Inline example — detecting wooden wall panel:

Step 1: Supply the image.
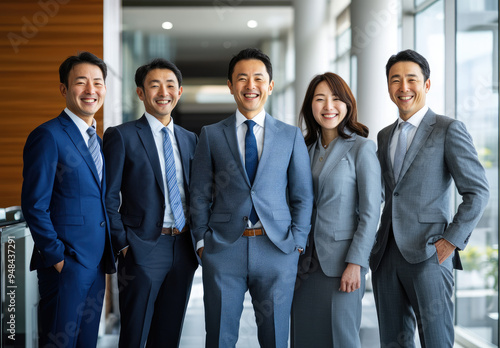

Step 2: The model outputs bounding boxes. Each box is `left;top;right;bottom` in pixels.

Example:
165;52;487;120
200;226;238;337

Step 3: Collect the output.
0;0;104;207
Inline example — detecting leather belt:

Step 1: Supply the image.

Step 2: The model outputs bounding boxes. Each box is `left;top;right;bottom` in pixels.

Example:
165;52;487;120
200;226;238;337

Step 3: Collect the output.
242;228;266;237
161;225;189;236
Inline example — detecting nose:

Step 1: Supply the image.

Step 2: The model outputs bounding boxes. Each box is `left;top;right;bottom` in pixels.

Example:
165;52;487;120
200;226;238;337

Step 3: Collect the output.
325;99;334;110
399;80;409;92
159;85;167;96
245;79;255;89
85;82;95;94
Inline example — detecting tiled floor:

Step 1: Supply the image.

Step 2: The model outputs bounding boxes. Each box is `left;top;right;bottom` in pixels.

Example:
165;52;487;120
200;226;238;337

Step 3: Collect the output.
97;268;383;348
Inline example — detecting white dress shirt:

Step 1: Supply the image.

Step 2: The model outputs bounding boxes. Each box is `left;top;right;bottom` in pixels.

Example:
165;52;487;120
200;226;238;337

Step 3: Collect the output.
390;105;428;166
145;112;187;228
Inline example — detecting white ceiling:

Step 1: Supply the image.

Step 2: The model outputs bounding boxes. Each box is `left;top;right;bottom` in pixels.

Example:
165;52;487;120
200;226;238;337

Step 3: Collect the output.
122;6;293;61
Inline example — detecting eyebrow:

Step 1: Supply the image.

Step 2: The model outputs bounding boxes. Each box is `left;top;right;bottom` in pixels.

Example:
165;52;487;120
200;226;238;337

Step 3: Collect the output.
236;72;265;77
148;79;176;84
75;76;103;81
390;73;419;80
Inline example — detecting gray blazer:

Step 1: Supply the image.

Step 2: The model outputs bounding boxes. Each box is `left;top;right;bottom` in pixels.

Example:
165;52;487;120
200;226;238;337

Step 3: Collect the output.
370;109;489;271
301;132;381;277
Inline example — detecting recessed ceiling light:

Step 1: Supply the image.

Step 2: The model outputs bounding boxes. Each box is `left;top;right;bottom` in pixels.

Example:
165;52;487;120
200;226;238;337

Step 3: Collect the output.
162;21;173;30
247;20;258;29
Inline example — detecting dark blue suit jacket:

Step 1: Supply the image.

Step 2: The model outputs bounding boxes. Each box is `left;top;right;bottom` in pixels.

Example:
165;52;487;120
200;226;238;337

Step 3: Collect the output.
103;115;198;264
21;111;115;274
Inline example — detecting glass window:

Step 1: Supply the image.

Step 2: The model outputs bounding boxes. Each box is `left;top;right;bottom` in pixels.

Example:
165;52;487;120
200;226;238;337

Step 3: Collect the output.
415;0;445;114
455;0;498;345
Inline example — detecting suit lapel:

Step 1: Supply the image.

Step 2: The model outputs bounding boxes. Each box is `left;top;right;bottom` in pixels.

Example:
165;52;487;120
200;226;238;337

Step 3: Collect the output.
223;114;250;186
398;110;435;182
317;133;356;196
174;125;190;188
254;114;277;183
59;112;102;187
381;120;398;187
136;115;165;196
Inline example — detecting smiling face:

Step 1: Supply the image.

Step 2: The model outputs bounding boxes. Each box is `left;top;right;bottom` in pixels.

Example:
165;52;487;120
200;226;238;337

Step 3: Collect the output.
227;59;274;119
312;81;347;138
60;63;106;124
136;68;183;125
388;61;430;120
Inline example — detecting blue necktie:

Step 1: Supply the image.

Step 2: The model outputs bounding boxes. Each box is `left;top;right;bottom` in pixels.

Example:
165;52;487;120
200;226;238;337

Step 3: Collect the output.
393;122;413;181
244;120;259;224
87;126;102;183
161;127;185;231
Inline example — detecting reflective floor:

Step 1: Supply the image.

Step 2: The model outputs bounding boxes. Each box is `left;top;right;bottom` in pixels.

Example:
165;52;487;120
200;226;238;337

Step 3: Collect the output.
97;268;466;348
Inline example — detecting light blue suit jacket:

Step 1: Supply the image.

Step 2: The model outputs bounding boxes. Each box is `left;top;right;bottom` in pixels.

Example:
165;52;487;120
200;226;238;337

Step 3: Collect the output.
190;113;313;254
370;109;489;270
302;132;381;277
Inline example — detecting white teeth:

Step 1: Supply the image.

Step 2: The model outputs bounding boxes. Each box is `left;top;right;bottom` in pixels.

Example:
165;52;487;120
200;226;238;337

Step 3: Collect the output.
82;98;95;102
157;100;171;104
399;96;412;100
244;94;258;98
323;114;337;119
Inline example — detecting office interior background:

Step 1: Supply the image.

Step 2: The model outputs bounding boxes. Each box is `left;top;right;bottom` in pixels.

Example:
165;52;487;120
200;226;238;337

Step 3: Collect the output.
0;0;498;347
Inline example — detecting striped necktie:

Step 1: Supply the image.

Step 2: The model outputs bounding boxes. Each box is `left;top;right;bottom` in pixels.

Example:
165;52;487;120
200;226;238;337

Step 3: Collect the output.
161;127;185;231
87;126;102;183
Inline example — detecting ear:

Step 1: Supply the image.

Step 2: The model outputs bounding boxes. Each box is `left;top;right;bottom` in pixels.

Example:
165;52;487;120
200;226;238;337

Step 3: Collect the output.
178;86;183;98
227;79;234;95
59;83;67;97
268;80;275;95
136;87;145;101
424;78;431;93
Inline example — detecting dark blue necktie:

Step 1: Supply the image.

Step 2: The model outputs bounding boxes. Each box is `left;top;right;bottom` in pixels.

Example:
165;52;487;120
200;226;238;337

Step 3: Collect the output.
244;120;258;224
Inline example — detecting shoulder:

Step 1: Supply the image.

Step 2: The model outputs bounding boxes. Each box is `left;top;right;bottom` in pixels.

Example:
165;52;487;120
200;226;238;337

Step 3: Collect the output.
350;135;377;156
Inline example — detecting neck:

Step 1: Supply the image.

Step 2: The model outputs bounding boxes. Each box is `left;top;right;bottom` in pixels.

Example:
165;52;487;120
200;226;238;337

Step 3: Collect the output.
155;114;172;127
321;128;338;147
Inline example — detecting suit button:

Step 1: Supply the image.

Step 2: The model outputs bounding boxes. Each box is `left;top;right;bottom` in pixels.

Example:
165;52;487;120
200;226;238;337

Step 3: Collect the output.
100;221;105;227
394;192;399;196
243;216;249;221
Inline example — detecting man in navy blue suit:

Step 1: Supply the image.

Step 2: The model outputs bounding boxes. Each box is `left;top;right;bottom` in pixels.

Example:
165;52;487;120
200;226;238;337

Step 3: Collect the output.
21;51;115;348
104;58;198;348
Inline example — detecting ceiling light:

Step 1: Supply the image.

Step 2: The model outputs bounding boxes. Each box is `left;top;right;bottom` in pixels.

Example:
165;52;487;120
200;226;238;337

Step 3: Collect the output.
247;20;258;29
162;21;173;30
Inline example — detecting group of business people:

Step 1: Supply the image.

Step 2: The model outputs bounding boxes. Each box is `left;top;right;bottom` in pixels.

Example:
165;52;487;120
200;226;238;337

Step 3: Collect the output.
21;46;488;348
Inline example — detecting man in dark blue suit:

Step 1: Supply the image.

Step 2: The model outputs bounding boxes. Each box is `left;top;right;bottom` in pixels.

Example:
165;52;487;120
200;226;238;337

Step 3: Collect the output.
21;51;115;348
104;58;198;348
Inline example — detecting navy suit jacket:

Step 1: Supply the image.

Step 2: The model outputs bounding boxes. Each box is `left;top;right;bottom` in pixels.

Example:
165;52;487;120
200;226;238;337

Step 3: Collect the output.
21;111;115;274
103;115;198;264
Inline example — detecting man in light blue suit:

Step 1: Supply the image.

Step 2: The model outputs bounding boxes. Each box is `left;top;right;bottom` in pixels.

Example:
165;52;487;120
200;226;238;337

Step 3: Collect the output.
190;48;313;348
21;51;115;348
370;49;489;347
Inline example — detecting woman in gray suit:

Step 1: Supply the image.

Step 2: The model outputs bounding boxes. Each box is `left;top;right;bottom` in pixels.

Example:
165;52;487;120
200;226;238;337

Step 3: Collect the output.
291;72;381;348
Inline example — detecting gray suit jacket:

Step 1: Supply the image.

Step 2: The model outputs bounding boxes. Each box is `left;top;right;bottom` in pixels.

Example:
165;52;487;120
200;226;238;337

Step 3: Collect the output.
190;113;313;254
370;109;489;271
301;132;381;277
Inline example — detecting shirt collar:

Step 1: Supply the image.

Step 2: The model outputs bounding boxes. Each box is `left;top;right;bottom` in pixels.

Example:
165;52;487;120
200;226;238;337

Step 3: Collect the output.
64;107;96;133
144;112;175;134
235;109;266;128
398;105;428;129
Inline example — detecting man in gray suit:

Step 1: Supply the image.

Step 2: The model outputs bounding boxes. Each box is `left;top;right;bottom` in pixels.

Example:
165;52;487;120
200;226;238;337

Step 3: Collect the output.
190;48;313;348
370;49;489;347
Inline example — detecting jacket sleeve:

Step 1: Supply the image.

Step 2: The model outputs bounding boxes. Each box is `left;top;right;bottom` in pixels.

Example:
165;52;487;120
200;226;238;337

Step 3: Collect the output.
103;126;128;254
345;140;382;269
21;126;65;267
286;127;314;249
442;120;489;250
